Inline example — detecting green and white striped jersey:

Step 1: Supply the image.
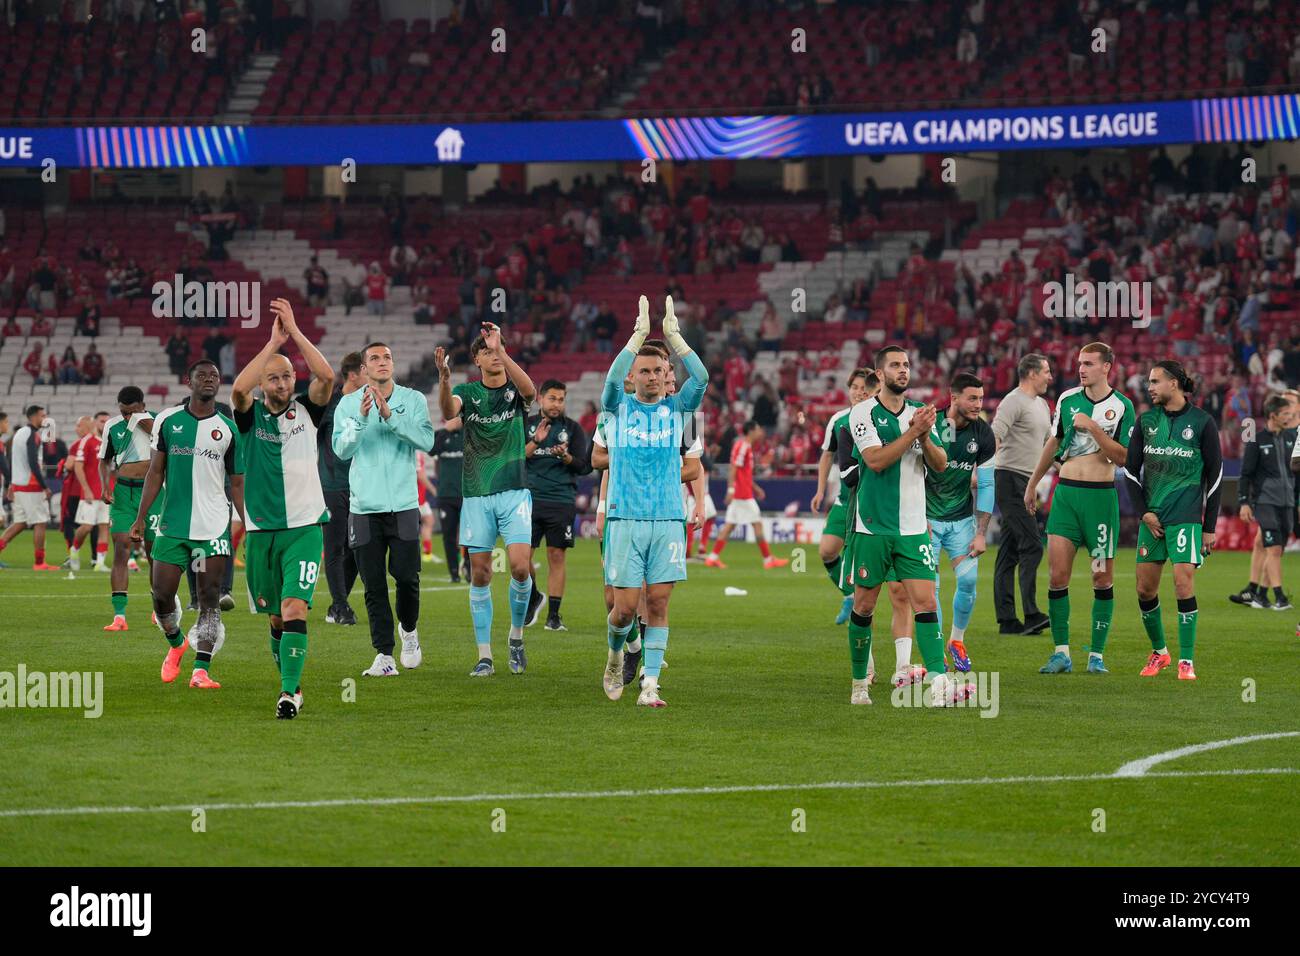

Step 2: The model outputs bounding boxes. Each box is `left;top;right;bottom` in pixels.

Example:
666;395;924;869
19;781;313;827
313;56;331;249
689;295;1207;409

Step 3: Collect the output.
822;405;853;507
151;403;242;539
849;396;945;535
1052;386;1135;463
234;395;329;531
99;410;155;469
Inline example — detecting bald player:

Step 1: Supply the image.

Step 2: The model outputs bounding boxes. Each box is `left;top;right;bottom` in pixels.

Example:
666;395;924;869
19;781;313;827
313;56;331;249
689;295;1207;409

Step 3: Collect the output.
231;298;335;718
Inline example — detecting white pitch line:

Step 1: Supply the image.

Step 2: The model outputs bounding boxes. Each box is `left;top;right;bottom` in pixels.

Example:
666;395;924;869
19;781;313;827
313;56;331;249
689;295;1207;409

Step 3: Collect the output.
1112;731;1300;777
0;767;1296;820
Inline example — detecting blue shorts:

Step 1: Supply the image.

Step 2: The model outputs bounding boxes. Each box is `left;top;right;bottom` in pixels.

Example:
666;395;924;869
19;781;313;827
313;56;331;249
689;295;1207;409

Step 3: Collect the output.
930;516;977;563
460;489;533;554
604;519;687;588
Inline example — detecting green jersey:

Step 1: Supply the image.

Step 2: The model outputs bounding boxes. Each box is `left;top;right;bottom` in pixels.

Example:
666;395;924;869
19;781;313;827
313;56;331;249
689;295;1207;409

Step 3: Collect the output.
526;414;591;504
848;396;945;535
431;427;465;501
925;417;995;521
1124;403;1223;530
1052;386;1136;463
234;395;329;531
454;379;529;498
100;410;155;470
823;406;854;507
150;402;242;539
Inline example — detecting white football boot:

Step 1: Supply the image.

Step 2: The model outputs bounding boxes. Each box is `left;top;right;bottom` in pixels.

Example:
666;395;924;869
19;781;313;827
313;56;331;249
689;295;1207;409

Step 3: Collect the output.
399;625;422;669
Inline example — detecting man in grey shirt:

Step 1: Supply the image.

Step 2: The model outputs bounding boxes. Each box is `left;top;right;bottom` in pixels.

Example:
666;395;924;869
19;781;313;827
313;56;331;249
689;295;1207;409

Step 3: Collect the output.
991;353;1055;634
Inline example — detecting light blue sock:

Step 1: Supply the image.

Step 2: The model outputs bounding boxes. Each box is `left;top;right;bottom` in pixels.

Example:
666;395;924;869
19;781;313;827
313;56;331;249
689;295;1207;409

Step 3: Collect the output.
934;572;943;635
508;576;531;628
469;584;493;651
607;615;634;652
953;563;978;632
643;625;669;678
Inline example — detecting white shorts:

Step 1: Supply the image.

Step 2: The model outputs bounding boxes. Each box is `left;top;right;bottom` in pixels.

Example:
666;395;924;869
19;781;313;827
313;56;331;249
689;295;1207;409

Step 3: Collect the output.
420;501;433;518
12;490;51;525
686;493;718;521
725;497;762;525
75;498;111;526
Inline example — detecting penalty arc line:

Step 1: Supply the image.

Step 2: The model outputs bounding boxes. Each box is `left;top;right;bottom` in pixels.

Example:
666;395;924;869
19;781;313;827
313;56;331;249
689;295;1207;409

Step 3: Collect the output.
1112;730;1300;777
0;766;1296;820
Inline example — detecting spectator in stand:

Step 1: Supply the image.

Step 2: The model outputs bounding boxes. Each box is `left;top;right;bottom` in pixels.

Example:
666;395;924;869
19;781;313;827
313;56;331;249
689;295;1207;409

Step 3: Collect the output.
0;245;13;305
389;242;417;286
759;299;784;351
24;342;45;382
579;401;599;437
30;312;53;337
823;293;846;324
75;296;101;338
411;277;435;326
956;26;977;63
81;344;104;385
104;261;124;302
750;378;779;431
592;301;618;354
2;315;20;338
165;329;190;382
568;297;596;353
365;262;388;316
57;347;81;385
779;232;801;262
304;255;330;308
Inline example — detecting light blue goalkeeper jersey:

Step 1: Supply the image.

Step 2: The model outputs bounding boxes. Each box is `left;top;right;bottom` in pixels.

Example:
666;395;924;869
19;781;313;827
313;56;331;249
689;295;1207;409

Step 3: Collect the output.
602;347;707;522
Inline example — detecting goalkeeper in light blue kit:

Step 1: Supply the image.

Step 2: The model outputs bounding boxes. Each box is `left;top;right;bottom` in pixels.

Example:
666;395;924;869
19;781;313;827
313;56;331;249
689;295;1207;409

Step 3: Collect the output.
925;373;996;673
600;295;707;708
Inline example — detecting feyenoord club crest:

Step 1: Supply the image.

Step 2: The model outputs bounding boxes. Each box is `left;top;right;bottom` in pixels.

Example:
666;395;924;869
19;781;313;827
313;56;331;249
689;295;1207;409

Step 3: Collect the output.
1182;427;1193;440
505;388;515;403
966;439;979;454
1139;546;1148;557
257;597;267;608
286;408;296;420
211;429;223;440
558;429;568;443
1104;409;1116;420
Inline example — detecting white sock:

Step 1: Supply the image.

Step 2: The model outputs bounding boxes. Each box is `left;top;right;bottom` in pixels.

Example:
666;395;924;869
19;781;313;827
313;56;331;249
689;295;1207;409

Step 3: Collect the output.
1089;651;1103;660
642;675;658;692
1179;658;1192;665
626;635;642;653
1055;645;1070;657
1154;646;1168;656
476;643;492;659
950;625;965;643
508;625;523;642
894;637;912;673
867;648;875;676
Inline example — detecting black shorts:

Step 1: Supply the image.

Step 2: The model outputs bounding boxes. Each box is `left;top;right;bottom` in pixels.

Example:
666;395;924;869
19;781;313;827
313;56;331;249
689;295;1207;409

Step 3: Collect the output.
532;500;577;549
1255;504;1295;548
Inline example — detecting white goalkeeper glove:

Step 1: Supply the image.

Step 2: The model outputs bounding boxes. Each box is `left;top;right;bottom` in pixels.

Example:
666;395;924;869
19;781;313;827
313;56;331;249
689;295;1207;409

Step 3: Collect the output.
662;295;690;356
626;294;650;353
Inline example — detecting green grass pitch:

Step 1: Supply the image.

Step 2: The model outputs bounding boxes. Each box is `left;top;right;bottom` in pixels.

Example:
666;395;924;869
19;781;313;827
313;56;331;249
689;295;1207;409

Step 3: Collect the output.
1;534;1296;866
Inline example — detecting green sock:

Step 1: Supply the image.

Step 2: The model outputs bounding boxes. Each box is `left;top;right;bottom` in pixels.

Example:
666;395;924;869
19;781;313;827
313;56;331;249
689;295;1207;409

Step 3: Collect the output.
913;611;945;675
279;621;307;695
848;611;872;680
1138;597;1166;651
1176;597;1197;661
111;591;127;616
1090;587;1114;654
164;629;184;649
1048;588;1070;648
270;627;283;675
824;557;842;588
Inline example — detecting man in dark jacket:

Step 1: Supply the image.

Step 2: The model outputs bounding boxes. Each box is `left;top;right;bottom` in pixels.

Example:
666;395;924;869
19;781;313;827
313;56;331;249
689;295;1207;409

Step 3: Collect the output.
1238;394;1297;610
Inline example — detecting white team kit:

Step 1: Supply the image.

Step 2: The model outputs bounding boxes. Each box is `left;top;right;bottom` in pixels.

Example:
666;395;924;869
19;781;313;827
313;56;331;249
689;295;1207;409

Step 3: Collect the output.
8;424;49;525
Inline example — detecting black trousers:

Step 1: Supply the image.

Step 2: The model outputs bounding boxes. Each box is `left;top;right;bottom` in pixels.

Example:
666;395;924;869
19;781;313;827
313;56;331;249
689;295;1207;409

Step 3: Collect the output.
351;509;421;655
437;498;462;571
323;489;358;607
993;469;1043;622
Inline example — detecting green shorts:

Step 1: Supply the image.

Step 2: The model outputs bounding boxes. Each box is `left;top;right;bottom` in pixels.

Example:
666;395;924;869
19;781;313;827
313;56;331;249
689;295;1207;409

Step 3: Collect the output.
842;531;937;589
1046;479;1119;559
151;529;233;570
1137;522;1203;566
245;525;324;614
109;478;163;541
824;501;848;540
